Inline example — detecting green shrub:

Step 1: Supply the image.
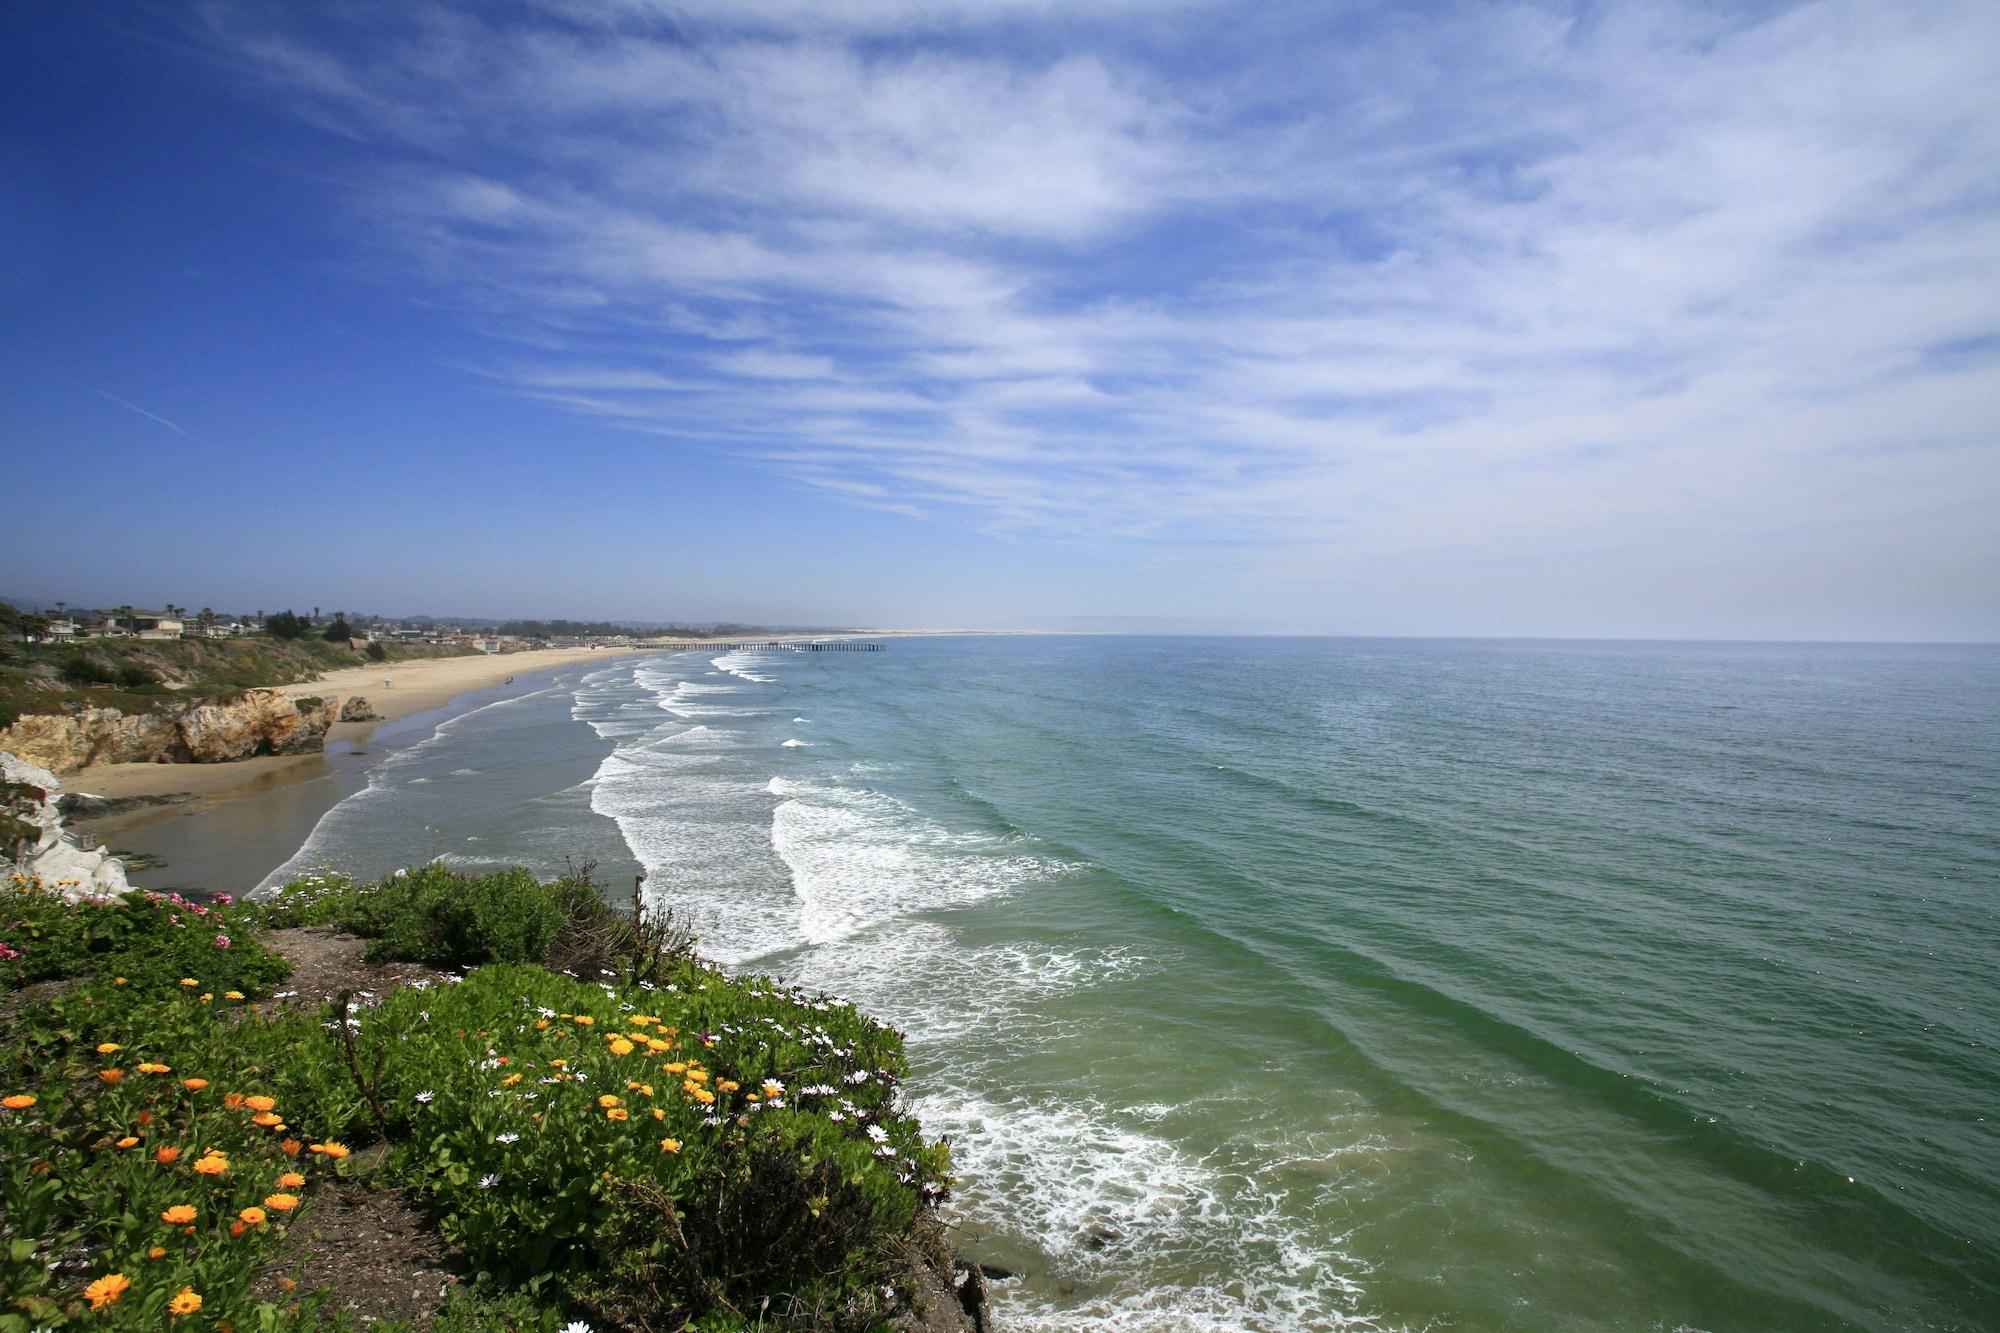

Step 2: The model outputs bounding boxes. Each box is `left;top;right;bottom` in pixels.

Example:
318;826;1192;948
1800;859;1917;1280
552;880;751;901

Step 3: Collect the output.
358;963;949;1330
266;866;565;968
264;863;688;979
0;879;290;996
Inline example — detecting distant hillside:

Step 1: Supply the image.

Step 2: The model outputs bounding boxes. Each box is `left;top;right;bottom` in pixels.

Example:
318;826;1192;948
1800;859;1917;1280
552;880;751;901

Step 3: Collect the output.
0;627;478;729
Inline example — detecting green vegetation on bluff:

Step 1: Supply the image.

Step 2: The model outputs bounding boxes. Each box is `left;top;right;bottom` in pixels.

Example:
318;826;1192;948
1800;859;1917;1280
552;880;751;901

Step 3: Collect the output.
0;865;955;1330
0;615;478;730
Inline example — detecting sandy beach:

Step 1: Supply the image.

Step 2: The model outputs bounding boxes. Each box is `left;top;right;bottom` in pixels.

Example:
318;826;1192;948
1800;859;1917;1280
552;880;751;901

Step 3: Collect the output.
56;646;647;892
68;646;645;804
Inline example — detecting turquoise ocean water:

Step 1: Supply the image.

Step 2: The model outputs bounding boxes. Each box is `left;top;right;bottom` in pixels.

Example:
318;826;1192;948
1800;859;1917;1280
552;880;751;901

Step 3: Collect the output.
258;636;2000;1331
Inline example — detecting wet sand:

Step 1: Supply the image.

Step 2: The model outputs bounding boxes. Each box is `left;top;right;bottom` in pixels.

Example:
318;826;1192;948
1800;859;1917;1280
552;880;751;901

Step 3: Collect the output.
60;646;647;894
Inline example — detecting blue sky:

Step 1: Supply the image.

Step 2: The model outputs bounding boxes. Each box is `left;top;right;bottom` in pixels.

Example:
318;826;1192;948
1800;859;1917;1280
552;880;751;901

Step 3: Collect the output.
3;1;1996;638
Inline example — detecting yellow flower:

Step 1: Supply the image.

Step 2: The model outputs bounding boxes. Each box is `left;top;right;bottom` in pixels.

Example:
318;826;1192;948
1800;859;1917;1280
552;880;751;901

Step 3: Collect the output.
606;1107;630;1122
662;1061;687;1074
609;1038;635;1056
264;1192;300;1211
572;1015;595;1026
116;1136;140;1149
717;1080;740;1093
659;1137;682;1153
238;1206;267;1225
652;1108;666;1121
96;1042;122;1054
179;978;198;987
597;1094;622;1109
535;1018;550;1029
198;993;213;1003
156;1146;182;1164
193;1155;229;1176
278;1171;306;1188
169;1287;203;1317
182;1078;209;1091
161;1204;197;1224
225;990;245;1000
252;1112;283;1128
310;1141;351;1159
502;1073;523;1087
2;1094;35;1110
114;976;127;986
244;1095;277;1112
138;1062;172;1075
84;1273;132;1311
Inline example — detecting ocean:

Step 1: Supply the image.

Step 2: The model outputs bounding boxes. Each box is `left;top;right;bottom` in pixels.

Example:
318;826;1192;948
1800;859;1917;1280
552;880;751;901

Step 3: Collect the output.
256;636;2000;1331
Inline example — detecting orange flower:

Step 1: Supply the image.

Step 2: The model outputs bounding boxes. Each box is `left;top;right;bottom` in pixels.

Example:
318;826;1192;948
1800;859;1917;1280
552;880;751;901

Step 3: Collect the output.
659;1137;682;1153
225;990;245;1000
573;1015;595;1026
183;1078;209;1092
136;1110;153;1126
156;1146;182;1164
148;1247;168;1260
309;1142;350;1160
252;1112;283;1128
84;1273;131;1311
263;1192;299;1212
193;1154;229;1176
278;1172;306;1188
597;1094;623;1109
281;1139;303;1157
116;1136;140;1149
113;976;127;986
609;1038;635;1056
99;1069;125;1084
244;1095;276;1112
606;1107;630;1122
222;1093;245;1109
96;1042;122;1054
652;1108;666;1121
238;1206;267;1225
138;1062;172;1075
2;1094;34;1109
161;1205;197;1225
502;1073;523;1087
169;1287;202;1317
228;1221;246;1238
179;978;198;987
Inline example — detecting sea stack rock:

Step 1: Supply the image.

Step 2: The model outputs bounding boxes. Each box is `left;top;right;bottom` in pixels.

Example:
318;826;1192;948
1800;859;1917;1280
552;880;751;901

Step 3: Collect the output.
338;695;380;722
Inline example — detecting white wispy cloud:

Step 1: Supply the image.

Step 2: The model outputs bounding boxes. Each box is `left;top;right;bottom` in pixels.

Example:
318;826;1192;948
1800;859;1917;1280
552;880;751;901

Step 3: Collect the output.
193;0;2000;629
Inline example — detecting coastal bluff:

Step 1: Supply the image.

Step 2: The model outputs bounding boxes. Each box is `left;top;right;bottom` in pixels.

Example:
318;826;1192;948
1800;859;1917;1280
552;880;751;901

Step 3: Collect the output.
0;688;338;773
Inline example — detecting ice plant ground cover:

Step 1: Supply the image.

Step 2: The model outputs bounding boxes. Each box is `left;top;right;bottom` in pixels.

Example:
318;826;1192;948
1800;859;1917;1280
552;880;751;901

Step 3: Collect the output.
0;870;956;1330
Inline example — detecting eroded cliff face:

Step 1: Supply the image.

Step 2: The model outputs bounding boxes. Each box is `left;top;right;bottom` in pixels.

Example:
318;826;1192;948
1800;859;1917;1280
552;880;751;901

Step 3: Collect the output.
1;750;130;900
0;690;338;773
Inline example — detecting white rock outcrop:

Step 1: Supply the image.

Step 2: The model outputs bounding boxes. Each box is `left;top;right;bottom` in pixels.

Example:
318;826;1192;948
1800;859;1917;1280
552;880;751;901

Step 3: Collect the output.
2;749;130;900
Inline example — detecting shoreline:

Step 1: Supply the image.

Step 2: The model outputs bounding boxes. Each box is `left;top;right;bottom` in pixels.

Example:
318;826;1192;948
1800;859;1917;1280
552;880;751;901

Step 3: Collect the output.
59;646;653;893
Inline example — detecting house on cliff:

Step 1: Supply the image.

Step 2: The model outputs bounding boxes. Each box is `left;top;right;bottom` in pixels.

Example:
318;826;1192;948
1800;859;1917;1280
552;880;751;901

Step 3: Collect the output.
99;611;184;639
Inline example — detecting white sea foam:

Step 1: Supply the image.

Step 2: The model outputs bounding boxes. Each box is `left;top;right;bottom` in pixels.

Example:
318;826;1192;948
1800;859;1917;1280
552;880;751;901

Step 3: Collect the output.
711;652;776;684
766;777;1062;943
782;738;811;748
915;1091;1378;1333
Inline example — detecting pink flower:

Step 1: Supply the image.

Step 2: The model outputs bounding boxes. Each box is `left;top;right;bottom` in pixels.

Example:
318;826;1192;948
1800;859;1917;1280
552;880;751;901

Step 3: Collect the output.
213;894;234;906
213;934;232;950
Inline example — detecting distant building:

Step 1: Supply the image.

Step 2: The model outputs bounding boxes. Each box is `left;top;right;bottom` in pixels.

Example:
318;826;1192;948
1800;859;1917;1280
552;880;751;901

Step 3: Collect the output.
100;611;184;640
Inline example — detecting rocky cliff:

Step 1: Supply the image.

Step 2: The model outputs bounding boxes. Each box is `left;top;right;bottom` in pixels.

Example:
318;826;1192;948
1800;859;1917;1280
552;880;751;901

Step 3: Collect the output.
2;750;131;900
0;689;337;773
